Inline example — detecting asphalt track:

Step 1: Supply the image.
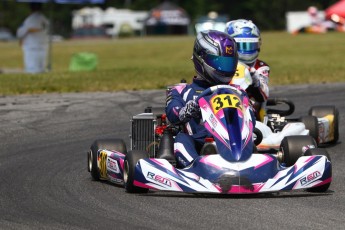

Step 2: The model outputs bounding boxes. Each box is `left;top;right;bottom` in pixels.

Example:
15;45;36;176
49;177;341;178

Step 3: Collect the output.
0;83;344;230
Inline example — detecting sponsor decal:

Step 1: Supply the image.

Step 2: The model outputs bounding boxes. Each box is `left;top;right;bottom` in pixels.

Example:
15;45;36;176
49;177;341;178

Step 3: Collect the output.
99;150;108;179
300;171;321;186
107;158;120;173
226;46;233;55
209;113;217;128
147;172;172;187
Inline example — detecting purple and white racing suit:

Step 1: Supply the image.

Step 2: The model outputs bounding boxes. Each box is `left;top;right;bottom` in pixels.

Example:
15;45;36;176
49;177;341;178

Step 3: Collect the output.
166;77;255;167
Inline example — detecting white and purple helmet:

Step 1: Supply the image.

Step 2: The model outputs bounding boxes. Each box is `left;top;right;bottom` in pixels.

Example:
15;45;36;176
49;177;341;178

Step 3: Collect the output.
192;30;238;85
225;19;261;65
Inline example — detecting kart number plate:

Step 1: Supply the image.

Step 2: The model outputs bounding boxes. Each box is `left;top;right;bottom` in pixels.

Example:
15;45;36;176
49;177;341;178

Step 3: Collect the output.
211;94;242;114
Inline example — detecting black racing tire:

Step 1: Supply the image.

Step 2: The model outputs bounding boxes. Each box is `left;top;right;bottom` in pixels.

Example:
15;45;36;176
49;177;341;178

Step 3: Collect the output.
304;148;332;192
253;127;263;146
88;139;127;181
309;105;339;144
124;150;149;193
300;115;319;143
280;135;317;167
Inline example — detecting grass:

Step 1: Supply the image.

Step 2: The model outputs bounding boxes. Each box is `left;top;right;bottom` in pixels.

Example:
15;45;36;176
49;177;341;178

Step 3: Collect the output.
0;32;344;95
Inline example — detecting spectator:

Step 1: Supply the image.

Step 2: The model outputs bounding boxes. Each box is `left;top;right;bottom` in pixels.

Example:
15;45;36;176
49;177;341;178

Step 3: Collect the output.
17;3;49;73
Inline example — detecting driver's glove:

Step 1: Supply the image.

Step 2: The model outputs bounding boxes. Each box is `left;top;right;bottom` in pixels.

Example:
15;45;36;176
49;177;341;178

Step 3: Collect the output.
179;100;201;123
250;67;260;87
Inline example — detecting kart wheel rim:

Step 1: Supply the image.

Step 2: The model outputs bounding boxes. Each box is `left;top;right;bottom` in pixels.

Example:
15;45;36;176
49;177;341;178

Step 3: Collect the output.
123;160;129;183
88;150;93;171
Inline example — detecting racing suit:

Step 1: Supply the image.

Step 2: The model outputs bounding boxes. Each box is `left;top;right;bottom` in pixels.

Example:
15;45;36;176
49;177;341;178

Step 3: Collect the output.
166;77;255;168
166;77;210;168
243;59;270;121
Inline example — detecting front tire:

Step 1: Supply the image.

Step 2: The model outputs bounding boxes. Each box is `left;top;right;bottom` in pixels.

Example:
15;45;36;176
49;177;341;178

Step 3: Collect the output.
88;139;127;181
124;150;149;193
280;135;317;167
304;148;331;192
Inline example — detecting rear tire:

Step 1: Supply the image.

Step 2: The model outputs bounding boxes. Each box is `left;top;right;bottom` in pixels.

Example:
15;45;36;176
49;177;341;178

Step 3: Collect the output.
304;148;331;192
88;139;127;181
280;135;317;167
309;105;339;144
300;115;319;143
124;150;149;193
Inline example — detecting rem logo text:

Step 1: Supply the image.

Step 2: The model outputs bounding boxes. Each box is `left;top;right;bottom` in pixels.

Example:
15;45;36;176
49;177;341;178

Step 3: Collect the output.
147;172;172;187
300;171;321;186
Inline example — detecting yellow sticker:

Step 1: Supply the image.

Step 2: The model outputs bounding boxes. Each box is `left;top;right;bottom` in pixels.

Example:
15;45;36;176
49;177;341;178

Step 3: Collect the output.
233;63;246;79
325;114;334;141
211;94;242;114
99;150;108;179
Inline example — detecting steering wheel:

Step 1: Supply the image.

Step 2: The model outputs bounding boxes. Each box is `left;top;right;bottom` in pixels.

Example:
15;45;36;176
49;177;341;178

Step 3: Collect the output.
196;85;241;102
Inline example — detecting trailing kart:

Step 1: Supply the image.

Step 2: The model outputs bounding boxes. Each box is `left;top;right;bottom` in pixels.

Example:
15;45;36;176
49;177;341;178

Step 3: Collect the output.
230;62;339;152
88;85;332;194
256;98;339;152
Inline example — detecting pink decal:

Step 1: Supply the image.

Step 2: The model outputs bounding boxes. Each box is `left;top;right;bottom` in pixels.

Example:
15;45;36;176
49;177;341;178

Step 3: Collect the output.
294;156;315;174
174;84;187;94
198;97;209;109
150;159;178;176
199;156;223;170
199;97;230;149
243;120;253;149
304;156;316;164
237;109;244;119
170;180;183;191
204;122;230;149
151;159;165;167
119;158;124;171
254;154;273;170
217;108;224;118
173;107;179;116
133;180;156;190
292;180;300;190
213;184;222;193
242;97;249;107
112;151;125;157
227;183;264;193
314;177;332;187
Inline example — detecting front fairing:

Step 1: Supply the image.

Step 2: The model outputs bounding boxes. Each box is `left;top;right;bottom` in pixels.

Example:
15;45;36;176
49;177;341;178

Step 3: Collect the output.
133;153;331;194
198;87;254;162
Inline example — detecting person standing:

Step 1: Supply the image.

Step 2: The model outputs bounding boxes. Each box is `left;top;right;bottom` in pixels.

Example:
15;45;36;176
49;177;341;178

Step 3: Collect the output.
17;3;49;73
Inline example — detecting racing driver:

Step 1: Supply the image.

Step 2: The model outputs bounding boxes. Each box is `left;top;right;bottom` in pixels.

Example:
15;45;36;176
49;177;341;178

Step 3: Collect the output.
225;19;270;122
165;30;256;168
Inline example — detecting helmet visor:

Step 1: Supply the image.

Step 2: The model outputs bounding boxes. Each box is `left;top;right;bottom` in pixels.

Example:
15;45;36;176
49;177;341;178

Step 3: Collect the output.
203;54;237;75
237;42;260;52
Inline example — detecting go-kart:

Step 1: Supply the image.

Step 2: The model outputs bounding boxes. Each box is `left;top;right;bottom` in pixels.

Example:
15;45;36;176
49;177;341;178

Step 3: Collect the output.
87;85;332;194
256;98;339;152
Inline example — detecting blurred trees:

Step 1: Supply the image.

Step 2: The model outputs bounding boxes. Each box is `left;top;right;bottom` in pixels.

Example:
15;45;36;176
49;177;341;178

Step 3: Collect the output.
0;0;339;37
